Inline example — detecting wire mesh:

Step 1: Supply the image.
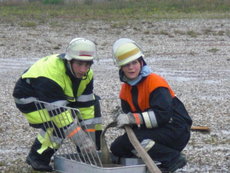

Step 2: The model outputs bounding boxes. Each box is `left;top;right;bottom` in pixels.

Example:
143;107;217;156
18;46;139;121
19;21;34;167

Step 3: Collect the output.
34;100;103;167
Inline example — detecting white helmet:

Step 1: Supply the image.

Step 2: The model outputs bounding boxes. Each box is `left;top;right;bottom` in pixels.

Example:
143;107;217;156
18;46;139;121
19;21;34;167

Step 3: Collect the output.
112;38;144;67
65;38;96;61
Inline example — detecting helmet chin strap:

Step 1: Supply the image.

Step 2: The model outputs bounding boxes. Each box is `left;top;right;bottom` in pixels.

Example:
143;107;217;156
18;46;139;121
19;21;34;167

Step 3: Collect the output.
67;61;76;77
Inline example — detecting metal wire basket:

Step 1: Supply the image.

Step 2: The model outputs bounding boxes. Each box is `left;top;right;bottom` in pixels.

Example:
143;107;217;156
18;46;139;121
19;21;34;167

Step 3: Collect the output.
35;100;148;173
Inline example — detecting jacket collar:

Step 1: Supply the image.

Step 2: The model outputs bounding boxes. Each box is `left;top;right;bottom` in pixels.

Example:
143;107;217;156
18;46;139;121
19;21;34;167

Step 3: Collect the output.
119;65;152;86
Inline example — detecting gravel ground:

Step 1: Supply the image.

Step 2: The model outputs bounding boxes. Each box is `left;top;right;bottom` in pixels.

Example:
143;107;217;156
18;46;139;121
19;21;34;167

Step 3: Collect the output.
0;18;230;172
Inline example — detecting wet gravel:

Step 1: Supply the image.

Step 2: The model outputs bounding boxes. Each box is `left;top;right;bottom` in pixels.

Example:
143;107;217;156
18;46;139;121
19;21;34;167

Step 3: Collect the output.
0;18;230;172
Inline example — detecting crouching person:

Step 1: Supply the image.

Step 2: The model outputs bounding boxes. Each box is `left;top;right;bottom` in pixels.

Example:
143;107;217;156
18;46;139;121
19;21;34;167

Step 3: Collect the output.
110;38;192;172
13;38;102;172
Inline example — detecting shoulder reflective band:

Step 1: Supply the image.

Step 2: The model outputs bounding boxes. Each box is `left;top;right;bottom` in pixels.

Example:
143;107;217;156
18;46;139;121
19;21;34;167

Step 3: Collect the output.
142;112;153;128
133;113;141;128
67;127;81;138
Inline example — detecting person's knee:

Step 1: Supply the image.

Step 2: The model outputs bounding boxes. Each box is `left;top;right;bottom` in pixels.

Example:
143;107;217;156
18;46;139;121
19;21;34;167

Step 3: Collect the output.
110;135;134;157
110;141;119;156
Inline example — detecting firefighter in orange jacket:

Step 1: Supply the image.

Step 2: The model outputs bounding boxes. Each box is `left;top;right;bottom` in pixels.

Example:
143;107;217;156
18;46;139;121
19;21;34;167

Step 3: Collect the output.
110;38;192;172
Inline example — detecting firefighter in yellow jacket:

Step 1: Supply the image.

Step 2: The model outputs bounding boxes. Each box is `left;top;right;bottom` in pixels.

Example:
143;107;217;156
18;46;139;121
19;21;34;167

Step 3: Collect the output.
110;38;192;172
13;38;102;172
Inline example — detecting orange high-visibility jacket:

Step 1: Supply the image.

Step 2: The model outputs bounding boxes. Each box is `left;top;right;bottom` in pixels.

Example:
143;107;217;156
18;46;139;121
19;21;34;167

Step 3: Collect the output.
120;73;175;112
120;73;192;128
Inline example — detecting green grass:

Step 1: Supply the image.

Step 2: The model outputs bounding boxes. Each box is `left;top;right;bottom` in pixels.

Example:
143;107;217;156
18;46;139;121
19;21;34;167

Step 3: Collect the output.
207;48;220;54
0;0;230;24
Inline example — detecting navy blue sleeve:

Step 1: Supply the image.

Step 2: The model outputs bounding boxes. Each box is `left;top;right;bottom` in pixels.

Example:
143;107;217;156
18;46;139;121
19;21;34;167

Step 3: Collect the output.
121;99;132;114
30;77;67;103
149;87;174;126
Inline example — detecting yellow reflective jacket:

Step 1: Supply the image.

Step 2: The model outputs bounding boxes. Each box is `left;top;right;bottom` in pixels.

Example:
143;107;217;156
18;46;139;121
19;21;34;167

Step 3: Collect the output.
13;54;95;128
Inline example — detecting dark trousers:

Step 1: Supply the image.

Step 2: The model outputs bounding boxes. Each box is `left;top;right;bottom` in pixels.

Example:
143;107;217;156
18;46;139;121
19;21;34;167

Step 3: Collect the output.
110;124;190;166
94;94;102;150
28;138;55;164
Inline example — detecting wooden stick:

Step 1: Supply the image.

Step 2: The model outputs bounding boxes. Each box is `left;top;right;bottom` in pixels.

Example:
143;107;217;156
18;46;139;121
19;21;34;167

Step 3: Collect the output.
191;126;210;132
125;126;161;173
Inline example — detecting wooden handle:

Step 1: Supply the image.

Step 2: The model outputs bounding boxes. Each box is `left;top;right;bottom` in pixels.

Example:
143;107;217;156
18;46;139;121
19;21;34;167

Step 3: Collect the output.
125;126;161;173
191;126;210;132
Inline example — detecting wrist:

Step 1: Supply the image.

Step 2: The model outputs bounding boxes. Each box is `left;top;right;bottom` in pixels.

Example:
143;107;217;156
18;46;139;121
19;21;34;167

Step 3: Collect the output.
132;113;143;127
66;126;82;138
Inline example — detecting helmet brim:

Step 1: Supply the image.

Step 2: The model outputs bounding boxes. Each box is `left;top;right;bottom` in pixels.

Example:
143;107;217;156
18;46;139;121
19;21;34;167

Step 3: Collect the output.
118;52;144;66
65;54;94;61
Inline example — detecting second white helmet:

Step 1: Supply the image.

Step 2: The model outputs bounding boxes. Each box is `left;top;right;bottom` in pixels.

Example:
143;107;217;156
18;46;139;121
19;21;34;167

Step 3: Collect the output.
112;38;144;67
65;38;96;61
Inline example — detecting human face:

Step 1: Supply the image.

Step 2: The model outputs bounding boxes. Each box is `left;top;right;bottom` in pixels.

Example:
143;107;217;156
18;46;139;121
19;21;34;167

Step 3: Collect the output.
121;60;142;80
71;60;92;78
